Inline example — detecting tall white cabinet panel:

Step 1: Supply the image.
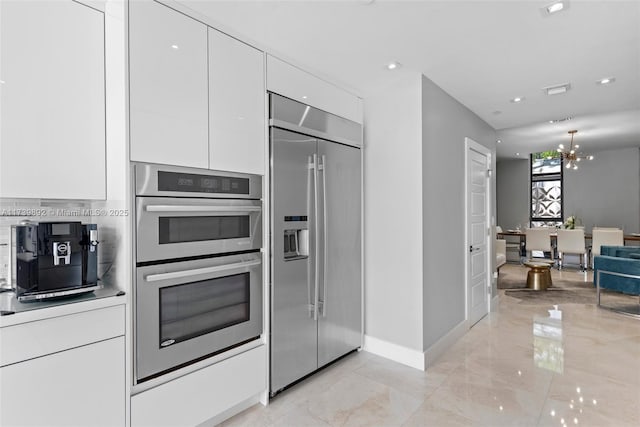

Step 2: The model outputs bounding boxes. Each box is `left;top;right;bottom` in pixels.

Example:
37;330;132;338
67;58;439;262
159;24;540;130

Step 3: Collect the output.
209;29;265;175
266;55;363;126
129;0;209;168
0;0;106;199
0;336;125;427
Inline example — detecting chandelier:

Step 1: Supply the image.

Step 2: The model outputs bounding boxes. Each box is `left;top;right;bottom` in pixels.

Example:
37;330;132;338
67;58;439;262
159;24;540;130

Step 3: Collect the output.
557;130;594;170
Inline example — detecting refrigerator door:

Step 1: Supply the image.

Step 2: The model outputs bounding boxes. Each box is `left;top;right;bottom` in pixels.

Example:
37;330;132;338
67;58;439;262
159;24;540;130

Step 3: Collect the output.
317;140;362;367
270;128;319;393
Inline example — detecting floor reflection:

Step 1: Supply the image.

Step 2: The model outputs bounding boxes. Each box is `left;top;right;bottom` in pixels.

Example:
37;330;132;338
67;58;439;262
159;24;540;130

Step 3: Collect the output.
533;314;564;373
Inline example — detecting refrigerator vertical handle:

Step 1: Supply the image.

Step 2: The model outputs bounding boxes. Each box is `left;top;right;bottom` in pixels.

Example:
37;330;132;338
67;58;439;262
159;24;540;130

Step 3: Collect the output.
307;155;315;319
321;155;328;317
313;153;320;321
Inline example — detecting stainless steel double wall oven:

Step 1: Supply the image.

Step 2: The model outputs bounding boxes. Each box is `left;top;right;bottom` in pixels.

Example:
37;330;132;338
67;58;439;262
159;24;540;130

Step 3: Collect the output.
133;163;263;383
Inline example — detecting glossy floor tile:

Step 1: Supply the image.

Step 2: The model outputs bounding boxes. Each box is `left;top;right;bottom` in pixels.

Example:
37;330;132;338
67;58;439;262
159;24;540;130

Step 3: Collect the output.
220;266;640;427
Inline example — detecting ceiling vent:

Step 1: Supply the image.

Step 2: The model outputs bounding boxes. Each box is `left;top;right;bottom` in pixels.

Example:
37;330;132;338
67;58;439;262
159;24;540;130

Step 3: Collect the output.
543;83;571;96
541;1;570;16
548;116;573;124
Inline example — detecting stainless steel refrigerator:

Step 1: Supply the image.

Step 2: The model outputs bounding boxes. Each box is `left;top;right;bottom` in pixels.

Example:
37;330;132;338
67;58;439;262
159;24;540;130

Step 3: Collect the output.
269;94;362;395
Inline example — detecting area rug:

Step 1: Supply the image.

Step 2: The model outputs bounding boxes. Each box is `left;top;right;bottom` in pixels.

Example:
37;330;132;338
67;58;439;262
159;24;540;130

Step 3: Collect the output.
500;267;596;305
499;265;638;308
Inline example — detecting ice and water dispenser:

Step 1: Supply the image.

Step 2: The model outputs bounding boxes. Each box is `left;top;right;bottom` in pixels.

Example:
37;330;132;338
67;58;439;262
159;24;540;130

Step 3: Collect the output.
283;228;308;260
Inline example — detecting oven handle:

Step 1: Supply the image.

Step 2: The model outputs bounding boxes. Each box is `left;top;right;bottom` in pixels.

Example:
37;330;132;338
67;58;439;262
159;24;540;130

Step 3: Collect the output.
144;259;261;282
145;205;261;213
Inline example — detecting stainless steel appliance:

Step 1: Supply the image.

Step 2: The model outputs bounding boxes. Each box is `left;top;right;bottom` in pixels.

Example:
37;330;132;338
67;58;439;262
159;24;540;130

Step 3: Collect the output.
135;163;262;263
269;94;362;395
12;221;100;301
133;163;263;383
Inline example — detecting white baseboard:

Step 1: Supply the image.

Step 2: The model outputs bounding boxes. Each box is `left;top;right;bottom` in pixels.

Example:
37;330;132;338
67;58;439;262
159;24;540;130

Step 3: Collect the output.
363;335;425;371
423;320;469;369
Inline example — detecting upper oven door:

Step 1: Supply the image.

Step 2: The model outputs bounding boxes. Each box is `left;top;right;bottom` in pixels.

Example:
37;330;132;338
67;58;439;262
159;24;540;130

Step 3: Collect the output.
136;197;262;263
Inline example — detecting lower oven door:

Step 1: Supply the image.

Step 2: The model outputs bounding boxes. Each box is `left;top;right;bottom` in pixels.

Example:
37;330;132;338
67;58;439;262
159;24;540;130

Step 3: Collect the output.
135;252;262;382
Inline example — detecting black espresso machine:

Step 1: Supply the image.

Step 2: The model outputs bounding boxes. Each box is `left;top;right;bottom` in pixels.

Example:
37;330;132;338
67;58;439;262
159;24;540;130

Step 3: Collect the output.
11;221;100;301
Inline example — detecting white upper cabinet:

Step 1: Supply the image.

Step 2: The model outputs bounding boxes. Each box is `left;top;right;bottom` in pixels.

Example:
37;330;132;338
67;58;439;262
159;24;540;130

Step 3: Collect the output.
129;0;209;169
0;0;106;199
266;55;363;126
209;29;265;175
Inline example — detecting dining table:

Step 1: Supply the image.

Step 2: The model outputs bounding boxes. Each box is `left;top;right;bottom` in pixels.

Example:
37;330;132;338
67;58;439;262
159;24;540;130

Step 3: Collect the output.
497;230;640;243
496;230;640;265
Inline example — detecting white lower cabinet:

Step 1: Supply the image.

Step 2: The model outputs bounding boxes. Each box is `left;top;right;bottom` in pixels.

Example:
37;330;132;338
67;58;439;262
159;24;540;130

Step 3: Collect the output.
0;336;125;427
0;302;126;426
131;345;266;427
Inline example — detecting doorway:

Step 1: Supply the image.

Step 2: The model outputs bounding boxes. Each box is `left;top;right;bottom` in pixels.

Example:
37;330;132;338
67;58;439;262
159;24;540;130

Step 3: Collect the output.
465;138;492;326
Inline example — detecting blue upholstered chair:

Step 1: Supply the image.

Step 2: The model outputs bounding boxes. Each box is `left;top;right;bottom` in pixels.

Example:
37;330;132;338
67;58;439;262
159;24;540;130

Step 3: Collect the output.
593;246;640;315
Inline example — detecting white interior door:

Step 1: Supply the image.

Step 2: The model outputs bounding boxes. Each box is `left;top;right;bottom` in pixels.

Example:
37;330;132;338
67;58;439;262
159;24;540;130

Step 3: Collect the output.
466;138;491;326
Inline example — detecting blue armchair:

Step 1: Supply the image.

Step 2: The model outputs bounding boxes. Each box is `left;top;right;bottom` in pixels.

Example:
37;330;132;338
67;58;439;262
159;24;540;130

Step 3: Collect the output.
593;246;640;315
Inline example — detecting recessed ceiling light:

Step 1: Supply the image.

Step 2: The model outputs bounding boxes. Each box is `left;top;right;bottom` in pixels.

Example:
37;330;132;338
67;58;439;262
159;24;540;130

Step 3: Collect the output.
386;62;400;70
515;152;520;156
597;77;615;85
497;139;502;144
511;97;525;103
543;83;571;96
302;96;308;99
171;44;179;49
546;1;565;14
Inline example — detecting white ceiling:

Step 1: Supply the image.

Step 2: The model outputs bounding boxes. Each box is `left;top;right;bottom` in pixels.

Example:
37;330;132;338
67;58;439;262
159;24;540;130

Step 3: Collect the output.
178;0;640;159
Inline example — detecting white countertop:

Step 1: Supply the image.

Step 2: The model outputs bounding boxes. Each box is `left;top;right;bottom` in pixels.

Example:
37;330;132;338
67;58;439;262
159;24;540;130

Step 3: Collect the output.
0;282;125;327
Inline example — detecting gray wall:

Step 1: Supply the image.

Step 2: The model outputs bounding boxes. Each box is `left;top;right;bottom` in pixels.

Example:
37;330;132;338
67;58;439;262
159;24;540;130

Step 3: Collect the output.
496;159;530;230
363;73;424;350
421;75;496;351
564;147;640;233
496;147;640;234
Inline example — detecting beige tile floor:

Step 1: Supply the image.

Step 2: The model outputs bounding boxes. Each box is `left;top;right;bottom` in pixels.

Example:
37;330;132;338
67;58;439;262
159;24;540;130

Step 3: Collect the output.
221;267;640;427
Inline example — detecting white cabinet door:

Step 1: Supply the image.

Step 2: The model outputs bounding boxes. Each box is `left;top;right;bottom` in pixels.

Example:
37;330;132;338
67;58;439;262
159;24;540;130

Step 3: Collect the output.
266;55;363;126
131;345;266;427
209;29;265;175
0;336;125;427
129;0;209;169
0;0;106;199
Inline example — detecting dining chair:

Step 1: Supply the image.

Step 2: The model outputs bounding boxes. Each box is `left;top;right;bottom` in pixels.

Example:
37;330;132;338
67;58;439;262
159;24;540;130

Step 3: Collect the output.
556;229;587;270
525;227;553;262
495;238;506;272
591;228;623;268
497;225;522;262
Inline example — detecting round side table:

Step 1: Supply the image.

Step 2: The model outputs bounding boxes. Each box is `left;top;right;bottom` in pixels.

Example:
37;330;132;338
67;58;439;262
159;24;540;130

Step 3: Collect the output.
523;261;553;291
